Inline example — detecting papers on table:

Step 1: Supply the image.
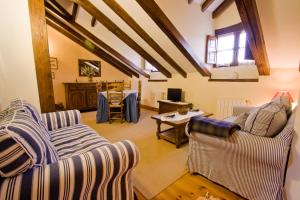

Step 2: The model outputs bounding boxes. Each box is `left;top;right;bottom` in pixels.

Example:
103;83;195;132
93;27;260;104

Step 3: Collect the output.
161;111;204;122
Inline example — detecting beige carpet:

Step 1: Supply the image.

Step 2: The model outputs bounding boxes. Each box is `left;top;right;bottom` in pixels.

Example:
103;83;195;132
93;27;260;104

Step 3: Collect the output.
81;109;188;199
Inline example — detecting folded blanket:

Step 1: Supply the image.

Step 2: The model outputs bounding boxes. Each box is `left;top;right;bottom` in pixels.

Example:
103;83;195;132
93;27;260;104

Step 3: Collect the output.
188;116;241;137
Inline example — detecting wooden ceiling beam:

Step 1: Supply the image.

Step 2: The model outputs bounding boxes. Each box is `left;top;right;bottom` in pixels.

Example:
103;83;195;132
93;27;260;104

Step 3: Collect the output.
91;17;96;27
29;0;55;112
46;14;136;78
202;0;216;12
71;3;78;22
71;0;172;78
212;0;234;19
45;4;149;78
136;0;211;77
103;0;187;78
235;0;270;75
188;0;195;4
47;0;71;19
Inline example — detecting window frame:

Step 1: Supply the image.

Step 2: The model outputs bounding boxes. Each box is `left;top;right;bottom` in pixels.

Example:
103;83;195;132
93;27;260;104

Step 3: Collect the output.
206;22;254;68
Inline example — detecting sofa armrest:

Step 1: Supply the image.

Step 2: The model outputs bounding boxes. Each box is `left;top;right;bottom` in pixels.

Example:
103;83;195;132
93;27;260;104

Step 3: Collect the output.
0;140;139;200
187;128;290;164
232;105;255;116
41;109;81;131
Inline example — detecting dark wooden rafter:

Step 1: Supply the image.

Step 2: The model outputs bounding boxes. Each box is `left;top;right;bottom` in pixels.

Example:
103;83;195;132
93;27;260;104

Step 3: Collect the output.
91;17;96;27
46;13;137;78
103;0;187;78
136;0;211;77
45;0;71;20
212;0;234;19
45;3;149;78
71;3;78;21
71;0;172;78
202;0;216;12
28;0;55;112
188;0;194;4
235;0;270;75
48;0;71;18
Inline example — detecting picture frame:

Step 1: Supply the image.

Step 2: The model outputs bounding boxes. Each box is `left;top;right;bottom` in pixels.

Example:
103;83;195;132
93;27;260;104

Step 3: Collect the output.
78;59;101;77
50;57;58;70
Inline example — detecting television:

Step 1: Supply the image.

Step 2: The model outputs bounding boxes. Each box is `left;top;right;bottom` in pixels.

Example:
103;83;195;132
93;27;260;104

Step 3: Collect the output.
167;88;182;102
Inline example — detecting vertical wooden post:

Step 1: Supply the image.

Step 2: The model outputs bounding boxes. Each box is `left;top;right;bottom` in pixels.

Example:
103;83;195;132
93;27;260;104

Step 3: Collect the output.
28;0;56;112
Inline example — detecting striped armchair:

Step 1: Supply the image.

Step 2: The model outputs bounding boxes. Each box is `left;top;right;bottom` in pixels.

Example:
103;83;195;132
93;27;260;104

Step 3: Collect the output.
186;105;295;200
0;100;139;200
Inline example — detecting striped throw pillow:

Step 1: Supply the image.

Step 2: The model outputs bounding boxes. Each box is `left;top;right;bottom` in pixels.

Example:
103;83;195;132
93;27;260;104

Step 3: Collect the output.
244;102;287;137
0;110;59;177
10;98;51;140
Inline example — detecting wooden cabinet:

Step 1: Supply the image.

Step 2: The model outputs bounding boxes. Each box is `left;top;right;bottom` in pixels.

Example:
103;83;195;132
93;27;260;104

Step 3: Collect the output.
64;83;97;111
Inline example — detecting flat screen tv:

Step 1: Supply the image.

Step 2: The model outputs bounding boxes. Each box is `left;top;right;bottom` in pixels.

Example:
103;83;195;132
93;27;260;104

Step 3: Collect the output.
167;88;182;102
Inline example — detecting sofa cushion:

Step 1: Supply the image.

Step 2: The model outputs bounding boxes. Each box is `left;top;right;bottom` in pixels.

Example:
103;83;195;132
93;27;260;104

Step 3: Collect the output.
0;110;59;177
272;95;292;115
50;124;110;159
10;98;51;140
244;102;287;137
233;112;250;130
42;110;81;132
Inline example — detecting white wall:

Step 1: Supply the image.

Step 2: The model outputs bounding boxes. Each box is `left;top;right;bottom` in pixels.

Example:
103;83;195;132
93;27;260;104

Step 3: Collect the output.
137;68;300;113
0;0;40;110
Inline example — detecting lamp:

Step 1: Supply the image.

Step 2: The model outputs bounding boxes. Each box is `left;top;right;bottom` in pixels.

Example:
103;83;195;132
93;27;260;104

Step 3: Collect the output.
272;90;294;102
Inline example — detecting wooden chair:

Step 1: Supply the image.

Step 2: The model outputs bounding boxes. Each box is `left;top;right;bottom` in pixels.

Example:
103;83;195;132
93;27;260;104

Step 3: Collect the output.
124;80;131;90
106;81;124;123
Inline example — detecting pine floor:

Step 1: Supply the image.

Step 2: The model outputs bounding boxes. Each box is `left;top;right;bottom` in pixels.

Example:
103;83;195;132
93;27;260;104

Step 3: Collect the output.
135;173;245;200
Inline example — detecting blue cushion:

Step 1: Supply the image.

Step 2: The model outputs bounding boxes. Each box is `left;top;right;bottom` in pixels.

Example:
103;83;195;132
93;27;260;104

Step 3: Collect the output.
0;110;58;177
10;98;51;139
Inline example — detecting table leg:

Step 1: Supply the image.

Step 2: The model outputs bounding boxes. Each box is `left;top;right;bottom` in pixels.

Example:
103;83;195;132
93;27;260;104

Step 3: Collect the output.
175;125;186;148
156;120;161;140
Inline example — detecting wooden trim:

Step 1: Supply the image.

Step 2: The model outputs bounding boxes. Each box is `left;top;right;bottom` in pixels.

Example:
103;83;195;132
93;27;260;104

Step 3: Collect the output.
71;3;78;22
91;17;96;27
103;0;187;78
71;0;172;78
212;0;234;19
201;0;216;12
148;79;168;82
235;0;270;75
141;104;159;112
136;0;211;77
215;22;243;35
46;16;135;78
28;0;55;113
208;78;259;82
46;4;149;78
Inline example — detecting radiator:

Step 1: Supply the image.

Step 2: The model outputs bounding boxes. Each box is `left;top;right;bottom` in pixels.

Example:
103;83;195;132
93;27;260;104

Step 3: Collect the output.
216;98;248;119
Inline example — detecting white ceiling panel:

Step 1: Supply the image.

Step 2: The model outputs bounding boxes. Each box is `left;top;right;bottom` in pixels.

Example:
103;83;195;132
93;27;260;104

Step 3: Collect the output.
89;0;177;74
76;7;142;68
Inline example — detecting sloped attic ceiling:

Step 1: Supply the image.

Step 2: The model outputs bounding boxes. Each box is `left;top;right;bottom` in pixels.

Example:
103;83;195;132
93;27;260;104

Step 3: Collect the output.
49;0;215;78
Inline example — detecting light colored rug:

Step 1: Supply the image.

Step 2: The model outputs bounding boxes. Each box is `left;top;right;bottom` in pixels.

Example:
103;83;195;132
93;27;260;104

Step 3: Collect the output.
81;109;188;199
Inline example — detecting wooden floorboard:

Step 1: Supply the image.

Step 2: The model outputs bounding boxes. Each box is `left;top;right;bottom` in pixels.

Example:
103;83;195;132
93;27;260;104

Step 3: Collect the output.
136;173;244;200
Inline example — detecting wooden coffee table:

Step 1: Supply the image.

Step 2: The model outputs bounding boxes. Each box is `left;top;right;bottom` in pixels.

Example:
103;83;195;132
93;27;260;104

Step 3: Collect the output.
151;111;212;148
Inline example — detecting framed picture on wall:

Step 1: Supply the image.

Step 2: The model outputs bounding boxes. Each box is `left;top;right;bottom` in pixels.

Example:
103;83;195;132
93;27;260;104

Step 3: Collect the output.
50;57;58;70
78;59;101;77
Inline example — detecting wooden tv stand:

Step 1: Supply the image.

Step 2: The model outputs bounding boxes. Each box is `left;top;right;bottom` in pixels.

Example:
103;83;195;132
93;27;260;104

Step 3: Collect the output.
157;100;189;114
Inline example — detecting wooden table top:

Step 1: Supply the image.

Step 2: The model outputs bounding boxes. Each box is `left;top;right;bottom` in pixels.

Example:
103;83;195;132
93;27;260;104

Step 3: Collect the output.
151;111;212;125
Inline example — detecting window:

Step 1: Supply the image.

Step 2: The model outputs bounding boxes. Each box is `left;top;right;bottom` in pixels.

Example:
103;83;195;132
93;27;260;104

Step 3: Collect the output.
205;23;254;67
145;61;158;72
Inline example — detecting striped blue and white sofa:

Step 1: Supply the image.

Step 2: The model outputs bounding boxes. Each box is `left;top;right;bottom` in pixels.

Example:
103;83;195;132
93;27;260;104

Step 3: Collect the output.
186;99;295;200
0;99;139;200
